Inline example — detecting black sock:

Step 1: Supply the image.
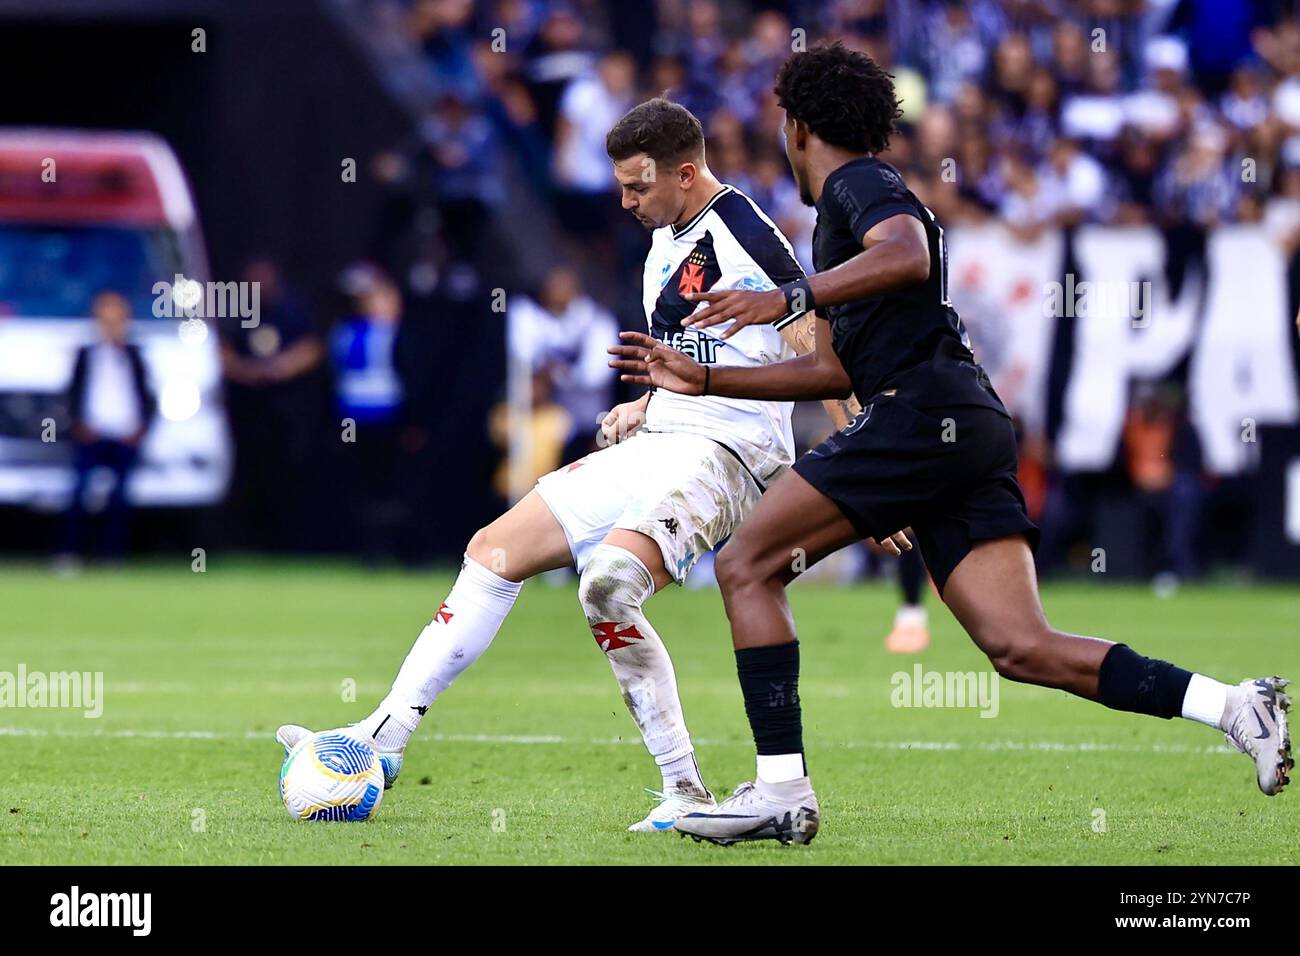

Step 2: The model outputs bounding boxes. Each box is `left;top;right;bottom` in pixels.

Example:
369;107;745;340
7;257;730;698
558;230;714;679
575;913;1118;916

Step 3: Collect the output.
898;538;924;607
736;641;804;757
1097;644;1193;719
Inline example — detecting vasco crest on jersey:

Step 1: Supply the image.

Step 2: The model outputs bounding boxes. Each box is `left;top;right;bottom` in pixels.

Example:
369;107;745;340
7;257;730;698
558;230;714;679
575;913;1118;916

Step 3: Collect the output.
678;249;709;296
650;232;722;337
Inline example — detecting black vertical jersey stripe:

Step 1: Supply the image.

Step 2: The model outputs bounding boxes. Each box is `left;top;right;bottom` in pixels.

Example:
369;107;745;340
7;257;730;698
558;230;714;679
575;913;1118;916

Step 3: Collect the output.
709;190;806;329
650;230;723;338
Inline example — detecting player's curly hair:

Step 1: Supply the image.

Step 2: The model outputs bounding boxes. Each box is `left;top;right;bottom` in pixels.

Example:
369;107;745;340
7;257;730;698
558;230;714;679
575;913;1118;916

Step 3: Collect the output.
606;97;705;165
774;42;901;154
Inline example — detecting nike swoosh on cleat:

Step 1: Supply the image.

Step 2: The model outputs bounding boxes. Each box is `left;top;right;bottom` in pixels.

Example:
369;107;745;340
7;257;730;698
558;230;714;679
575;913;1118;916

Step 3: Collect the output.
1253;708;1271;740
651;820;675;830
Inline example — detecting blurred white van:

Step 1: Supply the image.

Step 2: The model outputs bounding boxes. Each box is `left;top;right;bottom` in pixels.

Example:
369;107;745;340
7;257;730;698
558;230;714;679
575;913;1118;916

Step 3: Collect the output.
0;129;231;507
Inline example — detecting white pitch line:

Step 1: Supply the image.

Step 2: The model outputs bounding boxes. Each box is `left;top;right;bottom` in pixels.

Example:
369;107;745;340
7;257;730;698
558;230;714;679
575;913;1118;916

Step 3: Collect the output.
0;725;1236;754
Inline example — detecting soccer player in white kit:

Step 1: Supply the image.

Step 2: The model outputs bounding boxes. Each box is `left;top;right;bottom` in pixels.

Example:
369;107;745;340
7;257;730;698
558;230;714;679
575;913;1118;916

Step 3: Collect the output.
278;98;894;831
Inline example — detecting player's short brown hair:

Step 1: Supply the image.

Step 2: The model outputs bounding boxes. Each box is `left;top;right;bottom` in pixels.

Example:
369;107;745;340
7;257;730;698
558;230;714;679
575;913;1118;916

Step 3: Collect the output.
606;97;705;166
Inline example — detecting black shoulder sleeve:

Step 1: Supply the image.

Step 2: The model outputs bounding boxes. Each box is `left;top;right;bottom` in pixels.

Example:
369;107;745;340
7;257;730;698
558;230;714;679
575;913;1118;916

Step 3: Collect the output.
826;161;920;244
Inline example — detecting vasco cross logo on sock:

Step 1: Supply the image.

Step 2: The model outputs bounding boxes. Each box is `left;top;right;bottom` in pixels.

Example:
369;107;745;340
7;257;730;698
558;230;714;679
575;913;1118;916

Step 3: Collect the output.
591;622;645;653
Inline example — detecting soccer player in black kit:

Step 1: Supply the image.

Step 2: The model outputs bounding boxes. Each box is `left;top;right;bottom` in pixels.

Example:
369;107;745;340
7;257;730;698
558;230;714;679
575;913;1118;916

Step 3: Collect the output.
609;43;1292;845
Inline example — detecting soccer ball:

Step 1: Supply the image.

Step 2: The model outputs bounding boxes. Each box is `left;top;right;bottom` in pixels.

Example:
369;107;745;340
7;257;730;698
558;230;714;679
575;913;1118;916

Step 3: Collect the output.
280;730;385;822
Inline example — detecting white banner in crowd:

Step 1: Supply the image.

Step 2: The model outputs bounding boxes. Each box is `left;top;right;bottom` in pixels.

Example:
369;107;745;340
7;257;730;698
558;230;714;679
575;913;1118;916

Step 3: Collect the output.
947;223;1300;476
945;224;1062;438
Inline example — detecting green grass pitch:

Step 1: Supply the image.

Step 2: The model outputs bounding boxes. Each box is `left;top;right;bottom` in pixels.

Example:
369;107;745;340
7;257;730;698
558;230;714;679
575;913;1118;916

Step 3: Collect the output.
0;561;1295;865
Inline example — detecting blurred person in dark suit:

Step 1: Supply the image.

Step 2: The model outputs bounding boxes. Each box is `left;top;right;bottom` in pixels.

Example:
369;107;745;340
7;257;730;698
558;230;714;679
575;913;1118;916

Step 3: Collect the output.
220;259;326;550
56;291;155;568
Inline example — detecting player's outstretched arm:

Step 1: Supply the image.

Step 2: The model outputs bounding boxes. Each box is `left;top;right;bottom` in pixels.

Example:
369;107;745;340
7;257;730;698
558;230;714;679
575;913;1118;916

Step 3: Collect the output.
682;213;930;338
608;329;852;402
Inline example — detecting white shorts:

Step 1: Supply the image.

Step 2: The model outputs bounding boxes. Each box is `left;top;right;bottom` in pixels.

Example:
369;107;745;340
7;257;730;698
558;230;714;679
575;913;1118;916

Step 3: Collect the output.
535;431;763;584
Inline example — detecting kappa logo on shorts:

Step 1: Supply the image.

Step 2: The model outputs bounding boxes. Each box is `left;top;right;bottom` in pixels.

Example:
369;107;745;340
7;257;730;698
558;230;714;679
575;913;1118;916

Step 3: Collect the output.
659;517;680;536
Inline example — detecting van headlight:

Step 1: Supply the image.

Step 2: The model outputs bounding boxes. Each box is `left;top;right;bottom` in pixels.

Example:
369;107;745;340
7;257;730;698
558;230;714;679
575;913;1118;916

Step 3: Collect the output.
159;381;202;422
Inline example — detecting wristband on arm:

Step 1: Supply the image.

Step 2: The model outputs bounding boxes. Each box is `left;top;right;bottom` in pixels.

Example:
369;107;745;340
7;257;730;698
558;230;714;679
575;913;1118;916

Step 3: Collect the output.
779;277;816;317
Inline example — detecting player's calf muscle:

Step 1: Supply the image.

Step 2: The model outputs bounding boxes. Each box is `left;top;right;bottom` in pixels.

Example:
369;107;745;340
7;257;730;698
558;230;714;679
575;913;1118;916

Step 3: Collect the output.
721;582;796;649
944;539;1111;694
717;547;798;648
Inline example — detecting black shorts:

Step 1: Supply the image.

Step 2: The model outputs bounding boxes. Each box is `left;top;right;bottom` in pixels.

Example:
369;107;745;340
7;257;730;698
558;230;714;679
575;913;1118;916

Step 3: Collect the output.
793;395;1038;594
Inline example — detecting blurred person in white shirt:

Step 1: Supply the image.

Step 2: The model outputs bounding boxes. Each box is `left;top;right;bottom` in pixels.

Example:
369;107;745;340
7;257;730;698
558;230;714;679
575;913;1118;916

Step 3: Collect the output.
1039;136;1111;225
507;266;618;464
552;51;636;234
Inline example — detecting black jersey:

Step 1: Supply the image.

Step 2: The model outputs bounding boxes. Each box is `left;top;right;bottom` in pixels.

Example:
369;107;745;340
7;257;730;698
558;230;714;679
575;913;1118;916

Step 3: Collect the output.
812;157;1007;414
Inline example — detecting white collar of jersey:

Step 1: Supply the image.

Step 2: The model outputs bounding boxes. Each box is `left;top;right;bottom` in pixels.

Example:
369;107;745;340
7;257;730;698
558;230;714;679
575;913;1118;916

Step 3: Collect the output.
670;184;733;238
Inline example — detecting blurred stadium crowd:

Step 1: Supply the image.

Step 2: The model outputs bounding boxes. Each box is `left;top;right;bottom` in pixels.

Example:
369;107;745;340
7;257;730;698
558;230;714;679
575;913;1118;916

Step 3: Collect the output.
395;0;1300;247
27;0;1300;583
317;0;1293;580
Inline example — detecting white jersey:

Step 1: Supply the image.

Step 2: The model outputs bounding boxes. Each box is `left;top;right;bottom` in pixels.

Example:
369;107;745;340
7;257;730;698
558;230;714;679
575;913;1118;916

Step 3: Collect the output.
640;185;805;486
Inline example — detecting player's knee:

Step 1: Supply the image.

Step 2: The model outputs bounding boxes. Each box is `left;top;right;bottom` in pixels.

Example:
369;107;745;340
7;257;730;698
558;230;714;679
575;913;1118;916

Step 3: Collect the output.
465;525;497;567
714;544;752;595
576;564;618;620
717;540;787;596
985;626;1053;682
577;546;647;621
989;645;1033;682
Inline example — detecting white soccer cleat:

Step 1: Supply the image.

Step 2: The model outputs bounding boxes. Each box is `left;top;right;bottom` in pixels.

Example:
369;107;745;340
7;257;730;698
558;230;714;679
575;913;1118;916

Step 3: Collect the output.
275;723;311;753
275;723;404;790
1222;677;1292;796
627;785;716;833
376;748;404;790
674;778;820;845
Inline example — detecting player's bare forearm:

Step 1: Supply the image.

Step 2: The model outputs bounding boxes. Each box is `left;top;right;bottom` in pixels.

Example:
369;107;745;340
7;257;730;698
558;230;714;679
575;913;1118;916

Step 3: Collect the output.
678;216;931;337
609;329;852;401
709;355;852;402
806;213;930;309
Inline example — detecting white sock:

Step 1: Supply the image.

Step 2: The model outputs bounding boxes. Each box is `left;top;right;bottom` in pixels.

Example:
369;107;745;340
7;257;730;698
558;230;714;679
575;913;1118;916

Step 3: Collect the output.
579;544;707;798
756;753;806;784
363;554;522;750
896;604;927;628
1181;673;1232;729
660;752;706;795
